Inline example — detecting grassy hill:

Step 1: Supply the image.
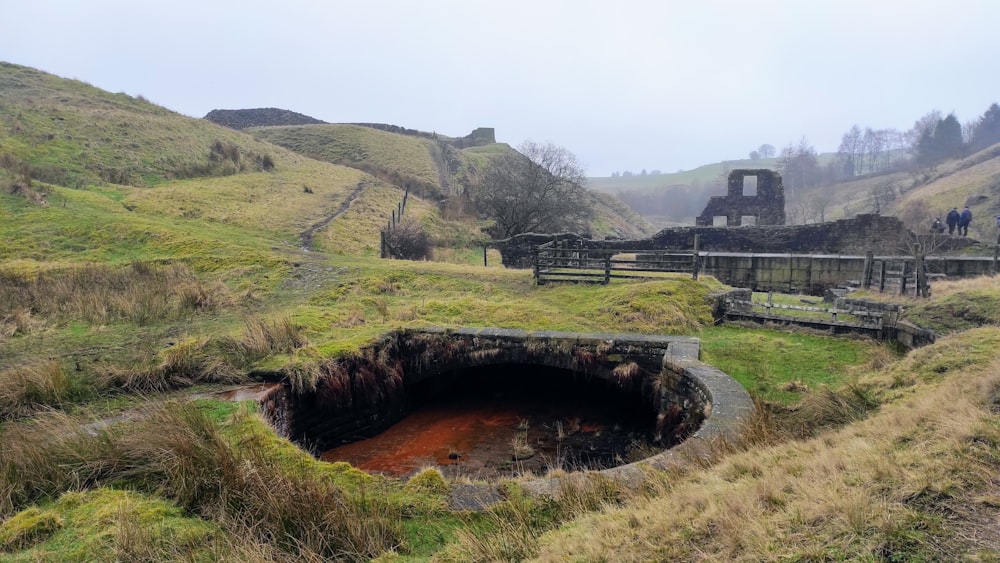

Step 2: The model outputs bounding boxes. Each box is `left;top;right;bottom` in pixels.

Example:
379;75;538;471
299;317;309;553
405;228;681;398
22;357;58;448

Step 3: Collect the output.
1;62;999;561
250;123;452;197
251;122;654;239
788;143;1000;243
0;62;294;188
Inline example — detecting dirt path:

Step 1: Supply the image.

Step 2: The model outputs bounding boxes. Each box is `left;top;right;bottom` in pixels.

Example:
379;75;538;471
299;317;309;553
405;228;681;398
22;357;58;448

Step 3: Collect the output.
299;181;367;248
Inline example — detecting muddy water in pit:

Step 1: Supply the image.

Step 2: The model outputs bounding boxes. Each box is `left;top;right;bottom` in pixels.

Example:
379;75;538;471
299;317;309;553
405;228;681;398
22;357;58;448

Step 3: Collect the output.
320;365;658;478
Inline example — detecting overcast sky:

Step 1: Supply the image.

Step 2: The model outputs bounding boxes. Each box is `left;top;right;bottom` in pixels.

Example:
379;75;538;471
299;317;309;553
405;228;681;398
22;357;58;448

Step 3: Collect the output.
3;1;999;176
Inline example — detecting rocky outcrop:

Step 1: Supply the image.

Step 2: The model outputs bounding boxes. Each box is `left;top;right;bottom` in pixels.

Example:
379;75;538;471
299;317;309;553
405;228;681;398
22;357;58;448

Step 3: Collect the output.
204;108;326;129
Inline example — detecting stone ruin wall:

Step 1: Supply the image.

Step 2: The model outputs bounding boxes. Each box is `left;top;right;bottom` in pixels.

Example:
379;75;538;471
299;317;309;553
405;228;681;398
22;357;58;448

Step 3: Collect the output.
696;169;785;227
492;215;940;269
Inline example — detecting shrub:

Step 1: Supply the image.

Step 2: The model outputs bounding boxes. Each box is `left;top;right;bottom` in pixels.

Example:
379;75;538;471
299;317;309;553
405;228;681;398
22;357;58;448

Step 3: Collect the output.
382;220;431;260
404;467;449;496
261;154;275;170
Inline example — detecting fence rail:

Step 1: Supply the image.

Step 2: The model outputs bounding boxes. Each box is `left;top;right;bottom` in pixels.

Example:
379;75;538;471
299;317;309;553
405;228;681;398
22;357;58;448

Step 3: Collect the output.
533;239;701;285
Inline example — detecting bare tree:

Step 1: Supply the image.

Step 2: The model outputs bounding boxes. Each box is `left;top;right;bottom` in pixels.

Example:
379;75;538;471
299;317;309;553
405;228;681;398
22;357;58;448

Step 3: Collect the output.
904;109;943;154
471;141;593;239
864;127;886;174
869;179;898;214
898;199;931;232
758;143;776;159
837;125;864;178
807;192;834;223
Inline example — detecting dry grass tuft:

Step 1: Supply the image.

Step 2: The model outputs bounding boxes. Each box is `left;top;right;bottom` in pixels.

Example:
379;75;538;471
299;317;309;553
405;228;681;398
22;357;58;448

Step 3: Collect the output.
95;338;241;393
226;315;308;363
0;309;41;341
612;361;640;384
923;274;1000;299
788;384;880;435
0;360;71;419
285;359;323;394
0;262;230;327
440;490;540;562
865;344;898;371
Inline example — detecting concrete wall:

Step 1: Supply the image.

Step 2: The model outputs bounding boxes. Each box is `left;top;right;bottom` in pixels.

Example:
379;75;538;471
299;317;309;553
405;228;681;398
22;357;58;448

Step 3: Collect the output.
701;253;998;294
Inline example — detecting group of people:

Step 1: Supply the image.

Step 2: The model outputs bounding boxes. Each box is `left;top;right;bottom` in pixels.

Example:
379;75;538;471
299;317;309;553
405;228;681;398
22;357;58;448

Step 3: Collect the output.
930;206;977;237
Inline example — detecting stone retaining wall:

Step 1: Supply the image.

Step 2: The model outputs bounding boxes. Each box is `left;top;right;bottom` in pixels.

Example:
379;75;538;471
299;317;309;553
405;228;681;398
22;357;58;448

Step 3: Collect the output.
260;328;753;500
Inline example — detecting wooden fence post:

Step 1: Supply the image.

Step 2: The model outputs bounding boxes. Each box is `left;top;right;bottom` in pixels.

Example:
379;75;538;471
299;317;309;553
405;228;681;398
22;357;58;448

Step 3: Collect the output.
483;245;488;267
900;260;909;296
692;234;701;280
604;254;611;285
533;248;541;285
879;261;886;292
915;243;927;298
862;251;874;288
766;291;773;315
380;230;386;259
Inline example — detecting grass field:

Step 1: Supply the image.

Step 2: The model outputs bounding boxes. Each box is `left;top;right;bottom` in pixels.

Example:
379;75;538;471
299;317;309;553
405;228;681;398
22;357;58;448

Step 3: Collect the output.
3;61;1000;561
250;124;445;193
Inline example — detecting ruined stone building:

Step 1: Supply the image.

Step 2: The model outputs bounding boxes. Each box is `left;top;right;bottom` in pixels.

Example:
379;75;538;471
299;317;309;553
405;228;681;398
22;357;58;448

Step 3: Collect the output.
696;169;785;227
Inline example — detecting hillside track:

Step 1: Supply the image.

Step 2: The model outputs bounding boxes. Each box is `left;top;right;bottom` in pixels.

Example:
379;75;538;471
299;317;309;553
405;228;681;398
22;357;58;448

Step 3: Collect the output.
299;181;368;248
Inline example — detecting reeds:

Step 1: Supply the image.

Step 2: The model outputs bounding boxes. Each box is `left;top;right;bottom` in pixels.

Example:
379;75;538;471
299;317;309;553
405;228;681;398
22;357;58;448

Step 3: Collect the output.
225;315;308;363
0;262;230;327
0;361;71;419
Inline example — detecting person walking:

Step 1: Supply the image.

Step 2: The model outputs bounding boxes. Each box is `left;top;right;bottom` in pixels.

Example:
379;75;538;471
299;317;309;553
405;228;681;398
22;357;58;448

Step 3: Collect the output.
931;217;945;234
959;206;973;237
946;207;961;235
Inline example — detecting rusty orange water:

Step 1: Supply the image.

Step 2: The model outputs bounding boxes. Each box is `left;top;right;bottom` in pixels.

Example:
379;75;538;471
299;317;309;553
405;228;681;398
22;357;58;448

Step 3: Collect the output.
320;394;652;478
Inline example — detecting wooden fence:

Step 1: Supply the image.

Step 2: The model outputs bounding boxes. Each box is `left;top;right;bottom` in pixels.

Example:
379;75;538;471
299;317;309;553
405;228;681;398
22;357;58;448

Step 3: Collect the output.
379;184;411;258
533;237;701;285
864;253;933;298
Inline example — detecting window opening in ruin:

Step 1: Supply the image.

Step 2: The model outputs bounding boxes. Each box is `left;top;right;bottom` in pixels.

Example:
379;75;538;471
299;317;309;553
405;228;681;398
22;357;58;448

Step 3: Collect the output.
742;175;758;196
712;216;728;226
740;215;757;226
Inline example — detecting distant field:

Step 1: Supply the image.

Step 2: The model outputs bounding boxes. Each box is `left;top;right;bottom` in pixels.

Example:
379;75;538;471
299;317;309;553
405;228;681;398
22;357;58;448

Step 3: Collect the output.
587;154;836;193
587;159;775;193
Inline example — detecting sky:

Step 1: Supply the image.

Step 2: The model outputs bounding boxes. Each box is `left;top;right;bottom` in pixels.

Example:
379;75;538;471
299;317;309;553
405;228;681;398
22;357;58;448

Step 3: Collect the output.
3;0;999;176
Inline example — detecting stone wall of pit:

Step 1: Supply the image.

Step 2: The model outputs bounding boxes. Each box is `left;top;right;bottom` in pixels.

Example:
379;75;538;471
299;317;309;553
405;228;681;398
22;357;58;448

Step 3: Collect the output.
260;329;753;484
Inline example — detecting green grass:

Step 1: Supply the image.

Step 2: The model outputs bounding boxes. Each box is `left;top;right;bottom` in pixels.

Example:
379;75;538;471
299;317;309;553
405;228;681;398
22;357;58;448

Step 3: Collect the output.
0;62;295;188
250;124;447;194
0;489;222;561
700;325;885;403
905;289;1000;333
